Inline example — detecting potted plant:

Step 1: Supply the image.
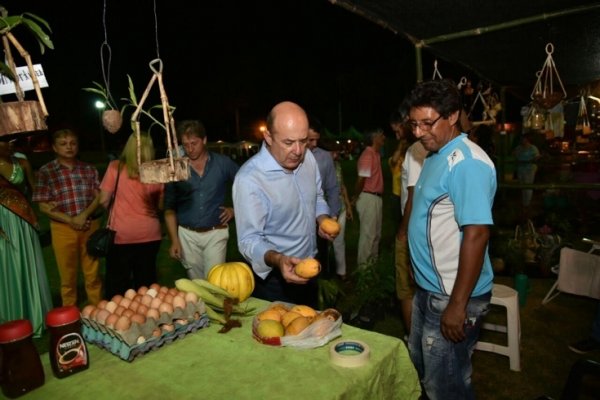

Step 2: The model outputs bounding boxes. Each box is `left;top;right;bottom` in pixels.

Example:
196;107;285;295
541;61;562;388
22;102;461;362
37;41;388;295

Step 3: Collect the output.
0;5;53;137
82;81;123;134
83;74;175;136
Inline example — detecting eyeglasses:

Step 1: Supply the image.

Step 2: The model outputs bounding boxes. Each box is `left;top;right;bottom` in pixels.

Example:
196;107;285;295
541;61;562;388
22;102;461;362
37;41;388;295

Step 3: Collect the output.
407;114;443;132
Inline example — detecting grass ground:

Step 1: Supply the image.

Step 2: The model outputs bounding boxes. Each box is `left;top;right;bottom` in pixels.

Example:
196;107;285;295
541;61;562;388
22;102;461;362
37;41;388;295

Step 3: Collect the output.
29;148;600;400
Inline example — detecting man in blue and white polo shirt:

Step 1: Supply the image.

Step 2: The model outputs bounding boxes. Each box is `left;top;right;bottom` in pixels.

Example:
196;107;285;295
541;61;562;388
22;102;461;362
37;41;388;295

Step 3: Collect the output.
405;79;497;400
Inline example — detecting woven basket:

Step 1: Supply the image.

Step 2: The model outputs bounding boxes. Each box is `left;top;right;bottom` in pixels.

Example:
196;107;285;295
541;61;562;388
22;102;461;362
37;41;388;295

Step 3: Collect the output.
139;157;189;184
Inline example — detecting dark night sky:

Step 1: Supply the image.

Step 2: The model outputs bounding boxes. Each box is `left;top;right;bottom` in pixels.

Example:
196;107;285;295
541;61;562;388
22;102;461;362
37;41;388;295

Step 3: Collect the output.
5;0;464;148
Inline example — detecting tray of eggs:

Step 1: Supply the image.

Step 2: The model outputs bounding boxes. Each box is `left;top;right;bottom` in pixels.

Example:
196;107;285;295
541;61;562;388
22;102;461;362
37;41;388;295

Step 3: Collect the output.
80;283;210;361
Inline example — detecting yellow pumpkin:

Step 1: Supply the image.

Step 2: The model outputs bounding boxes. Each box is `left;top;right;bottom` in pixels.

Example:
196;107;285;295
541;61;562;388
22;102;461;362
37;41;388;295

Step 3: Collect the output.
207;262;255;302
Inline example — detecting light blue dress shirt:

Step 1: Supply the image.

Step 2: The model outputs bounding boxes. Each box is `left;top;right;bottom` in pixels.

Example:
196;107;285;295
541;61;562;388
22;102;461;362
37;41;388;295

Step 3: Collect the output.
233;143;330;279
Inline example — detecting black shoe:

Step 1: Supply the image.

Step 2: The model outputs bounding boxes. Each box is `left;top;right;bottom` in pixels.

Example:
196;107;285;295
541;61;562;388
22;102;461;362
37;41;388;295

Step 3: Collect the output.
568;338;600;354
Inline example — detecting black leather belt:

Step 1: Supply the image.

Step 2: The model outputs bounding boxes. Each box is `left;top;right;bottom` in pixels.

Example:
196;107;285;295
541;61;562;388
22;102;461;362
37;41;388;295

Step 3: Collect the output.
363;191;382;197
180;224;227;233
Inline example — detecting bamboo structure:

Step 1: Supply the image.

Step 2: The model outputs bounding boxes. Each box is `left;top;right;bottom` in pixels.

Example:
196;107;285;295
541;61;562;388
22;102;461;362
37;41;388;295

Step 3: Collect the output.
0;32;48;136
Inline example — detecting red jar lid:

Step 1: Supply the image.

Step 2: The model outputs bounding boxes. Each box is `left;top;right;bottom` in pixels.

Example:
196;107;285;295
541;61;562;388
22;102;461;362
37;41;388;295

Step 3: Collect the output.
0;319;33;343
46;306;80;327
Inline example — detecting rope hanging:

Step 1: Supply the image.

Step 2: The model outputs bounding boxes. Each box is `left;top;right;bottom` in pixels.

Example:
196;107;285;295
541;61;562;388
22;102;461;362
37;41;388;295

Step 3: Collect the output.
133;0;188;184
530;43;567;109
431;60;443;80
98;0;122;133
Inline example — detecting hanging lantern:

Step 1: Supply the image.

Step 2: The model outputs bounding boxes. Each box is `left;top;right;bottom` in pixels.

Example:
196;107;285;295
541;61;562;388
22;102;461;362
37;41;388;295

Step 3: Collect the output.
523;104;546;130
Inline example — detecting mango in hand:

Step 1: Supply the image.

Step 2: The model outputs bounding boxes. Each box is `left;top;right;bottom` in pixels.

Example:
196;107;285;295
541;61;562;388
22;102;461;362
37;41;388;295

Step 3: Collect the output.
320;217;340;236
294;258;321;279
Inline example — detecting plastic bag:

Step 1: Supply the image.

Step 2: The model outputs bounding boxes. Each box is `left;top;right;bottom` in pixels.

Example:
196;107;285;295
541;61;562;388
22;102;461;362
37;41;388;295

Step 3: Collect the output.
252;302;342;349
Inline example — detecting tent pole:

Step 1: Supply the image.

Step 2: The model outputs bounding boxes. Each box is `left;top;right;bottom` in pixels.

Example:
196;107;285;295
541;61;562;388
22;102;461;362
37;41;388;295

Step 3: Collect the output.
421;3;600;45
415;43;423;83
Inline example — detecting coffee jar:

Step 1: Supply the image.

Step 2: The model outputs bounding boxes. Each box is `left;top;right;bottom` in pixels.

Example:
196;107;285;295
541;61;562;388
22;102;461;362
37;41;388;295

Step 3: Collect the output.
0;319;45;398
46;306;89;378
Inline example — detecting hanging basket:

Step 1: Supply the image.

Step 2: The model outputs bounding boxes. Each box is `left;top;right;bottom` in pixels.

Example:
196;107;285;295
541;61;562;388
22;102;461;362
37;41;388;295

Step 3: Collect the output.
0;100;47;137
0;32;48;138
132;59;189;184
575;95;592;135
530;43;567;110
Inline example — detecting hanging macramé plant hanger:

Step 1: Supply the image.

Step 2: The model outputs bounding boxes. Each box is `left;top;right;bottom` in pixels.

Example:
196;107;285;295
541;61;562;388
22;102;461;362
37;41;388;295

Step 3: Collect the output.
0;8;51;137
576;95;592;135
430;62;473;131
98;0;121;133
132;59;188;184
530;43;567;110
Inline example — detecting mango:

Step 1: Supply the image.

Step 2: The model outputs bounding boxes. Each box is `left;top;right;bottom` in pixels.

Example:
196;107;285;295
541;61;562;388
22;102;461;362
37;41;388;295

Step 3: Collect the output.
257;319;285;338
290;304;317;318
281;311;303;328
268;303;290;316
285;316;311;336
294;258;321;279
320;217;340;236
257;309;282;322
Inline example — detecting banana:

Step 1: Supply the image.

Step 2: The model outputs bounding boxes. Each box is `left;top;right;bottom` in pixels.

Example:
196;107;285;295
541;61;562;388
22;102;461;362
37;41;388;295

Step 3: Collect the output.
175;278;228;310
176;278;256;316
192;278;234;299
204;304;227;325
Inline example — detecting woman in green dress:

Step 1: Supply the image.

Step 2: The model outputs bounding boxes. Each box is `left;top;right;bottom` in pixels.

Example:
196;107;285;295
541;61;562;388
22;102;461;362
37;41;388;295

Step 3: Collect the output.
0;140;53;337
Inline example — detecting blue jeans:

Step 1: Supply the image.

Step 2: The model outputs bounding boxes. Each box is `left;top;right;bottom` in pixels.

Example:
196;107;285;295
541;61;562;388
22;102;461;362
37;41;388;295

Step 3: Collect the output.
408;288;491;400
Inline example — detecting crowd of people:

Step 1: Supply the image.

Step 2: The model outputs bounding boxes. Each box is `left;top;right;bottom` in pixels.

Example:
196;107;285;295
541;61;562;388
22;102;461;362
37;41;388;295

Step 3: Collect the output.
3;79;597;399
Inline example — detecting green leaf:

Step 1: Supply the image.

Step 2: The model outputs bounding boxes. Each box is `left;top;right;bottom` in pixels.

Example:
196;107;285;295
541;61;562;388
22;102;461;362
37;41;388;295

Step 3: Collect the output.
23;12;52;33
0;16;23;32
148;104;164;112
127;75;137;105
82;87;107;97
0;63;15;80
22;19;54;52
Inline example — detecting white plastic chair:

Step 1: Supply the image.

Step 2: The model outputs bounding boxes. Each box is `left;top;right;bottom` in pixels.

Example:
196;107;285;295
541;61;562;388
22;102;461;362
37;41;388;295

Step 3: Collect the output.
542;238;600;305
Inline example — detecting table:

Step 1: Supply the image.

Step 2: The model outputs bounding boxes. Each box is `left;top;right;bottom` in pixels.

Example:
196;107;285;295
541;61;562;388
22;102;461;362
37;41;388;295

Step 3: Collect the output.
23;298;421;400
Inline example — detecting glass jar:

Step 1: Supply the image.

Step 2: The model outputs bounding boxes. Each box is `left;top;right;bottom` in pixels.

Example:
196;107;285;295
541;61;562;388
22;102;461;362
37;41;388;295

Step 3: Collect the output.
0;319;45;398
46;306;89;378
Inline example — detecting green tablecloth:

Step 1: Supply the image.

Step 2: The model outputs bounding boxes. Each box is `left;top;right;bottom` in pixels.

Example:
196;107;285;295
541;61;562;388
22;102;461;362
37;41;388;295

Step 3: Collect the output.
23;298;421;400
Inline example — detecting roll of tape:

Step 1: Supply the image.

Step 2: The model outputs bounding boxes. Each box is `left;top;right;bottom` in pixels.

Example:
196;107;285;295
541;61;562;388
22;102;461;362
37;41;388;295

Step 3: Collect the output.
329;339;370;367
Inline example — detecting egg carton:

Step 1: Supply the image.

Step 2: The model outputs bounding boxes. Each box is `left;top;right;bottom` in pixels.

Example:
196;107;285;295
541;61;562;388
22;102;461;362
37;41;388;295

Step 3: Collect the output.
81;300;210;361
83;314;210;362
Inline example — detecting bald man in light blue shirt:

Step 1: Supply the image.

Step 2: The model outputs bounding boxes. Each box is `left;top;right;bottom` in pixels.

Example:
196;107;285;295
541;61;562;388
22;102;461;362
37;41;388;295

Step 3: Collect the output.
233;101;334;305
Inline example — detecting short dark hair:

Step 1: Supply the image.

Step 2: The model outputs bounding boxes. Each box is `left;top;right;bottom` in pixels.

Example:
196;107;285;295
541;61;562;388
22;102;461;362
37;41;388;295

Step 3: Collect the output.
390;98;411;124
389;109;404;125
405;79;461;118
364;127;383;146
308;114;324;134
177;120;206;140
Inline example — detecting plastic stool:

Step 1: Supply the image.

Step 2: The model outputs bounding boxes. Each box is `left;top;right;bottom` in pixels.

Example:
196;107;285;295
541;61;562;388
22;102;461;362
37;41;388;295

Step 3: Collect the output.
475;283;521;371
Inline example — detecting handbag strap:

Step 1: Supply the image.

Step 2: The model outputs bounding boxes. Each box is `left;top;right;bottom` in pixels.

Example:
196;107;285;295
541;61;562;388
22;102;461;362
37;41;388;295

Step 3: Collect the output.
106;161;122;228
